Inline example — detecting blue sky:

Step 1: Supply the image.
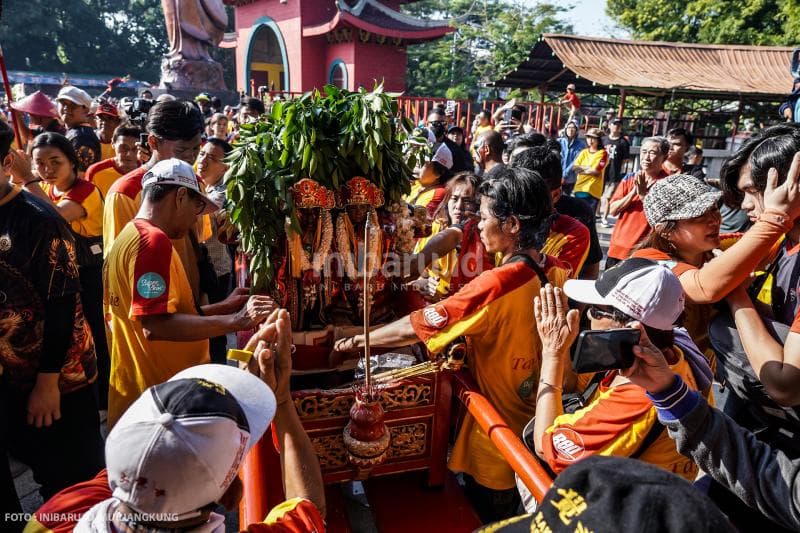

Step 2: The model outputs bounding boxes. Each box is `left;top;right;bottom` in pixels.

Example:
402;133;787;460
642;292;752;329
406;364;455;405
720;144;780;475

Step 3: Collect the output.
559;0;627;38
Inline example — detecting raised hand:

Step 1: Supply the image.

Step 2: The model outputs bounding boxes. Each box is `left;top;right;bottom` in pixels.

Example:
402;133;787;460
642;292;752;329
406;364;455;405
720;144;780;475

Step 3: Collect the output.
533;284;580;359
763;152;800;220
620;322;677;394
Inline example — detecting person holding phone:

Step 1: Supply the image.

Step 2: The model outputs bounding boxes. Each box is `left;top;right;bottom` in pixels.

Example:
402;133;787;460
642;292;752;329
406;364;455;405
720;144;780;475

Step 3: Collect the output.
528;259;709;496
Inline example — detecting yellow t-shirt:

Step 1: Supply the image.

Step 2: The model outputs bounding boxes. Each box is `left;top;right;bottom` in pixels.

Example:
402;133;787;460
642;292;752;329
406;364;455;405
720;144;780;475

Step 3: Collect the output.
410;257;570;489
102;167;145;257
100;142;115;162
104;219;209;427
85;158;126;198
572;148;608;199
42;179;104;237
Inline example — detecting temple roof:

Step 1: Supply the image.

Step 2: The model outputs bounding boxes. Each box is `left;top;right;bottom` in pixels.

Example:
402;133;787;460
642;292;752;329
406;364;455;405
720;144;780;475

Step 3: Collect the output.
492;34;794;100
302;0;452;41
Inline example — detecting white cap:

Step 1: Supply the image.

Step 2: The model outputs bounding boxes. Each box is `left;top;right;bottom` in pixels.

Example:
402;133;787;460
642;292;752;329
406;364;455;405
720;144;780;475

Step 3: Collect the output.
105;364;276;520
431;142;453;169
56;85;92;108
564;258;685;330
142;158;218;214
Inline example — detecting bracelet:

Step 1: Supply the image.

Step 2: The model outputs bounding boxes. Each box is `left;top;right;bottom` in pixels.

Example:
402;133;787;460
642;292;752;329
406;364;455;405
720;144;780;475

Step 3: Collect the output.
538;378;563;392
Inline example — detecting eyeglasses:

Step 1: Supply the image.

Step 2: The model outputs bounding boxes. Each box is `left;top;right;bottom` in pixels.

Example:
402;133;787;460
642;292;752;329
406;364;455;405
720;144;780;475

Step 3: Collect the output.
184;188;208;215
587;305;621;321
429;121;446;127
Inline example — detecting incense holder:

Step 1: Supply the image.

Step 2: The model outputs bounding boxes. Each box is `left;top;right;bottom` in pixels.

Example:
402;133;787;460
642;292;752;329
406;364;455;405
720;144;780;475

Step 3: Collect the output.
343;388;390;471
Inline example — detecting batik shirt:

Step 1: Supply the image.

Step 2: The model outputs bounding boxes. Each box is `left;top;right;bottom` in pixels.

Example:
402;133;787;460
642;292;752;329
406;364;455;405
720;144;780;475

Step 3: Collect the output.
0;186;96;392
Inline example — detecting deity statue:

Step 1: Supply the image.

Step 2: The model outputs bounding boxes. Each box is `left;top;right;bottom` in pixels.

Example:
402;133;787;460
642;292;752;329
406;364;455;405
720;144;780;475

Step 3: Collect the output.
159;0;228;89
329;177;396;326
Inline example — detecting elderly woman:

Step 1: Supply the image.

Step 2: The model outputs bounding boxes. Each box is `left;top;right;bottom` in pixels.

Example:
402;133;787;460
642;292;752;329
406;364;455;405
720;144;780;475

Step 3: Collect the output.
529;260;709;507
336;166;570;522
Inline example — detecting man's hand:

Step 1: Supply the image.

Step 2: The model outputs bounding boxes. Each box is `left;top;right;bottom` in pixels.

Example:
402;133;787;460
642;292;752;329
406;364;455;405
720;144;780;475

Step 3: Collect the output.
8;150;36;185
635;171;649;197
411;276;440;301
245;309;292;404
620;323;677;394
27;373;61;428
233;294;276;330
216;287;250;314
763;152;800;220
534;284;580;360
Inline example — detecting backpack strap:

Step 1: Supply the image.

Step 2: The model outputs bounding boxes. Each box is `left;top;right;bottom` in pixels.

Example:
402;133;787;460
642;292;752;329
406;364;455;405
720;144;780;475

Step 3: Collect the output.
630;419;665;459
508;253;550;286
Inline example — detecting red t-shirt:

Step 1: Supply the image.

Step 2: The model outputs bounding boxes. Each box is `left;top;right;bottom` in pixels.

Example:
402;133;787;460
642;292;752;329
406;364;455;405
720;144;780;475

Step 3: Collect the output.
26;470;326;533
564;92;581;109
607;171;668;260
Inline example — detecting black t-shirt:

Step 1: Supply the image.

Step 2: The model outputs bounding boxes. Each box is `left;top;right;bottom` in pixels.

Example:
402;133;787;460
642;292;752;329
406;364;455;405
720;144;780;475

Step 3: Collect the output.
443;137;472;173
0;187;96;391
555;194;603;266
66;125;101;171
602;135;630;182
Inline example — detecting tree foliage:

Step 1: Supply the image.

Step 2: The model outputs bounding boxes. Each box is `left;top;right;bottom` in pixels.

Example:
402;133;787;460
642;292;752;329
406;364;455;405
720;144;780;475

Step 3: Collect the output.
0;0;167;81
402;0;572;97
0;0;235;86
606;0;800;45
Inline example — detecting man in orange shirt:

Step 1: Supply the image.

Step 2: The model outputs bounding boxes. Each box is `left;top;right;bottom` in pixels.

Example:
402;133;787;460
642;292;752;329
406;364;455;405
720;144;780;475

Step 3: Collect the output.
606;137;669;267
94;101;122;162
104;158;275;426
103;100;203;255
84;125;140;197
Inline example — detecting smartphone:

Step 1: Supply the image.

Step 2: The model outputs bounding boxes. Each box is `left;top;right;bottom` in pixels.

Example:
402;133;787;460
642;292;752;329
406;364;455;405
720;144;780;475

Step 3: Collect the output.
138;133;149;148
503;108;514;122
571;328;641;374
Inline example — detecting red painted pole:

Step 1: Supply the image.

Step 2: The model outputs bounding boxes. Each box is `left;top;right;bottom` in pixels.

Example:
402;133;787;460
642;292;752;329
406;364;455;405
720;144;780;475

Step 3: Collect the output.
0;43;23;148
452;370;553;503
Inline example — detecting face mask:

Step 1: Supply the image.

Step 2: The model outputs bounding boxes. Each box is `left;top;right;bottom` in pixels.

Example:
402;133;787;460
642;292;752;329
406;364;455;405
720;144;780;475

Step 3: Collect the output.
429;122;446;139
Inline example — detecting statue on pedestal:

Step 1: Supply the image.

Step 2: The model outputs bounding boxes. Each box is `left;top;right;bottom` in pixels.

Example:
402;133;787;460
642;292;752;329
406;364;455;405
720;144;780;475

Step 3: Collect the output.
160;0;228;90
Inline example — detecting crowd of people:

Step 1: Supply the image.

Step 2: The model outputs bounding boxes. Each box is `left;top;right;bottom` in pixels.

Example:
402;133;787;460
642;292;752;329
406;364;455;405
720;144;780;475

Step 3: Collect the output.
2;82;800;533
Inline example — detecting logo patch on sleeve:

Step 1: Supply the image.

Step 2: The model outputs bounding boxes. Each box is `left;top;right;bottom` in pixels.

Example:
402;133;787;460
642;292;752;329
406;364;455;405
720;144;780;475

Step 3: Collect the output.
136;272;166;299
422;305;448;329
551;428;585;462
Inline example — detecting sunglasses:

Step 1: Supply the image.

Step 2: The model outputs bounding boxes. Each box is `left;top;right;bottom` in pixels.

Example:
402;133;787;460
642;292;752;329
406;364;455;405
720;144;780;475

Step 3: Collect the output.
587;305;621;321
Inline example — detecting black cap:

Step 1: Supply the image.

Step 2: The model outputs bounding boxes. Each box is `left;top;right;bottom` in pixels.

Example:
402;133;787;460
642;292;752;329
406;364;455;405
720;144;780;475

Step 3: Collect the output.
475;456;734;532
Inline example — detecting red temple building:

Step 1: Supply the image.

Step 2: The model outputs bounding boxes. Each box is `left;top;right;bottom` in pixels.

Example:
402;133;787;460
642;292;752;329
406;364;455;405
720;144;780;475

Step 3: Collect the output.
223;0;452;93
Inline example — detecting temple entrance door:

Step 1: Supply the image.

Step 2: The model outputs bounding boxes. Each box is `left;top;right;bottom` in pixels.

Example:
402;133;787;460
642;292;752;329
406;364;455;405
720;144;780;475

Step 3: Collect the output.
247;22;288;92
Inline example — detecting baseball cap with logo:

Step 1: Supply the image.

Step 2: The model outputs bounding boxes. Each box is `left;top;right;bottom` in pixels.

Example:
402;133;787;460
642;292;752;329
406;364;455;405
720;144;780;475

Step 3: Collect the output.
105;364;276;520
563;258;684;330
431;141;453;169
56;85;93;108
141;158;218;214
95;101;120;118
478;455;734;533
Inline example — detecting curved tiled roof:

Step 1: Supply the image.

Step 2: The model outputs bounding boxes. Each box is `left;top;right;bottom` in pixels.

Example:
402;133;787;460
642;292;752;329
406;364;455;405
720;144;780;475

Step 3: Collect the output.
494;34;794;100
303;0;452;41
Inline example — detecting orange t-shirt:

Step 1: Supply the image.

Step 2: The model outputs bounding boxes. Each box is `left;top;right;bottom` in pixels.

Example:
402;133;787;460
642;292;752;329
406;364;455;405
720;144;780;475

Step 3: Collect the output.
410;257;570;489
41;178;104;238
85;157;128;198
103;166;146;257
543;213;590;278
607;171;668;260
